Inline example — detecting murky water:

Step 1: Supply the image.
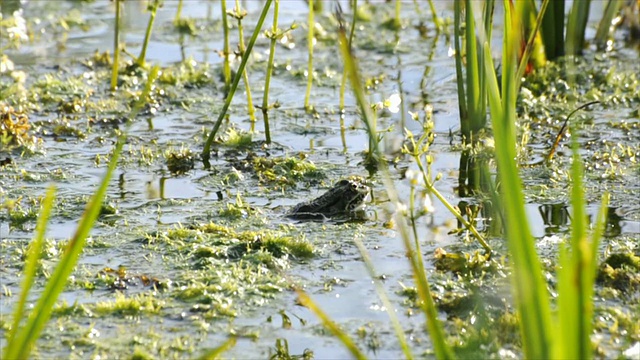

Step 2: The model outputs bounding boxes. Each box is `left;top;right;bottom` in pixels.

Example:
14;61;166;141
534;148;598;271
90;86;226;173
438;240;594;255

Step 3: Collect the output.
1;1;638;358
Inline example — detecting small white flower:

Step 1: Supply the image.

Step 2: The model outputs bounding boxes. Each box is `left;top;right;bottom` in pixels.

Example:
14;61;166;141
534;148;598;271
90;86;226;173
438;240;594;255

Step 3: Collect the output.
386;93;401;113
421;193;435;213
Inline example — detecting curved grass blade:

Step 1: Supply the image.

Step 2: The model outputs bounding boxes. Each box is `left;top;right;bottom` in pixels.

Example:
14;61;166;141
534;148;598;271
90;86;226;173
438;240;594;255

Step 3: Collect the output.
336;8;454;359
4;185;56;350
3;62;159;359
296;290;367;360
546;101;600;163
481;2;553;357
196;337;237;360
4;134;125;360
353;237;414;360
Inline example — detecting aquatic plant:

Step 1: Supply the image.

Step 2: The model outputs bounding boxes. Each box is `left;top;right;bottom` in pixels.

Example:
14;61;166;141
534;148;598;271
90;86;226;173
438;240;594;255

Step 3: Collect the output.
110;0;122;91
298;7;455;360
304;0;315;113
481;1;609;357
228;0;257;124
220;0;231;96
137;0;163;68
202;0;273;164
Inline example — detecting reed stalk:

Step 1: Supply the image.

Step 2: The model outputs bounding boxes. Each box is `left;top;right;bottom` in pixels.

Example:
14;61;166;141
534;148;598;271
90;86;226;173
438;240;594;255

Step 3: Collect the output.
566;0;592;55
339;0;358;152
540;0;565;60
137;0;162;67
304;0;315;112
260;0;280;145
174;0;183;23
595;0;623;50
221;0;231;97
230;0;256;125
202;0;273;164
110;0;122;91
299;11;455;358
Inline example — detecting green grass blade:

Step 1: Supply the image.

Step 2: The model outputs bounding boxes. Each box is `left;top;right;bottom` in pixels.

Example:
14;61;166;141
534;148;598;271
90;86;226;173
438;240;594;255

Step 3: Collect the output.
595;0;623;50
454;0;468;126
304;0;315;111
566;0;592;55
5;134;125;360
297;290;367;360
337;14;454;359
516;0;550;88
221;0;231;95
540;0;565;59
110;0;122;91
4;185;56;351
464;0;482;138
555;136;608;359
481;2;553;358
202;0;273;162
137;0;161;67
196;337;237;360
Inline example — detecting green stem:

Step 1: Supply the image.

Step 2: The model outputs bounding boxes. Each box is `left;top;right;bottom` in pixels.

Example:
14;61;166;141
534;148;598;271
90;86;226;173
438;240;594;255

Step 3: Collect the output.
137;0;161;67
110;0;122;91
304;0;315;112
235;0;256;125
221;0;231;96
202;0;273;163
339;0;357;113
174;0;183;23
261;0;279;145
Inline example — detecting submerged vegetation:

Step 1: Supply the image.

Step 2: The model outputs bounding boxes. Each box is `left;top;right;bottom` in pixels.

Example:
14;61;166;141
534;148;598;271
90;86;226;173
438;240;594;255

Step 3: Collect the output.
1;0;639;358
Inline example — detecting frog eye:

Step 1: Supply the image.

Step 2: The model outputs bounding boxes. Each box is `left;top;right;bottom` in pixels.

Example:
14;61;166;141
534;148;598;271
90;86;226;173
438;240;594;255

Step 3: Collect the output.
336;179;351;187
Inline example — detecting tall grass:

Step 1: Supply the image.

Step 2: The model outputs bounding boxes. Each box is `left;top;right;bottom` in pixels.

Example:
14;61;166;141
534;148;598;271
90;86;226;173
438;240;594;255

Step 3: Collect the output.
220;0;231;97
481;1;609;357
229;0;257;125
302;0;611;357
202;0;273;164
454;0;488;142
540;0;565;60
137;0;162;67
304;0;315;112
595;0;623;50
110;0;122;91
298;8;455;359
566;0;592;55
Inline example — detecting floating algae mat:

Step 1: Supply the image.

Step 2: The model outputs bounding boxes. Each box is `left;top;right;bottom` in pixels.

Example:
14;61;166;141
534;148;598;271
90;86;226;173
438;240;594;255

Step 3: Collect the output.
1;1;638;358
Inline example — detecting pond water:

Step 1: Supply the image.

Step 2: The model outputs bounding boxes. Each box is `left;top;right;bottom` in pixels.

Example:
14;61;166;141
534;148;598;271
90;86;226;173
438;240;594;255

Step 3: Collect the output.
1;1;639;358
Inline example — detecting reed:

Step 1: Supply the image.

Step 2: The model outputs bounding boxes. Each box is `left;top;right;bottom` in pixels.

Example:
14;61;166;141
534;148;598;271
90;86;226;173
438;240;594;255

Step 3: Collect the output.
481;1;609;357
595;0;623;50
202;0;273;163
221;0;231;96
566;0;592;55
229;0;257;125
299;9;455;359
137;0;162;67
174;0;183;23
454;0;488;142
540;0;565;60
110;0;122;91
260;0;280;144
304;0;315;112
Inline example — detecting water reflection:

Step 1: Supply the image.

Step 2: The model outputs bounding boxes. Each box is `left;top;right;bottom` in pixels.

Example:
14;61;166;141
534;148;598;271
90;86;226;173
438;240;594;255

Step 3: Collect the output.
536;204;627;237
538;203;570;235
